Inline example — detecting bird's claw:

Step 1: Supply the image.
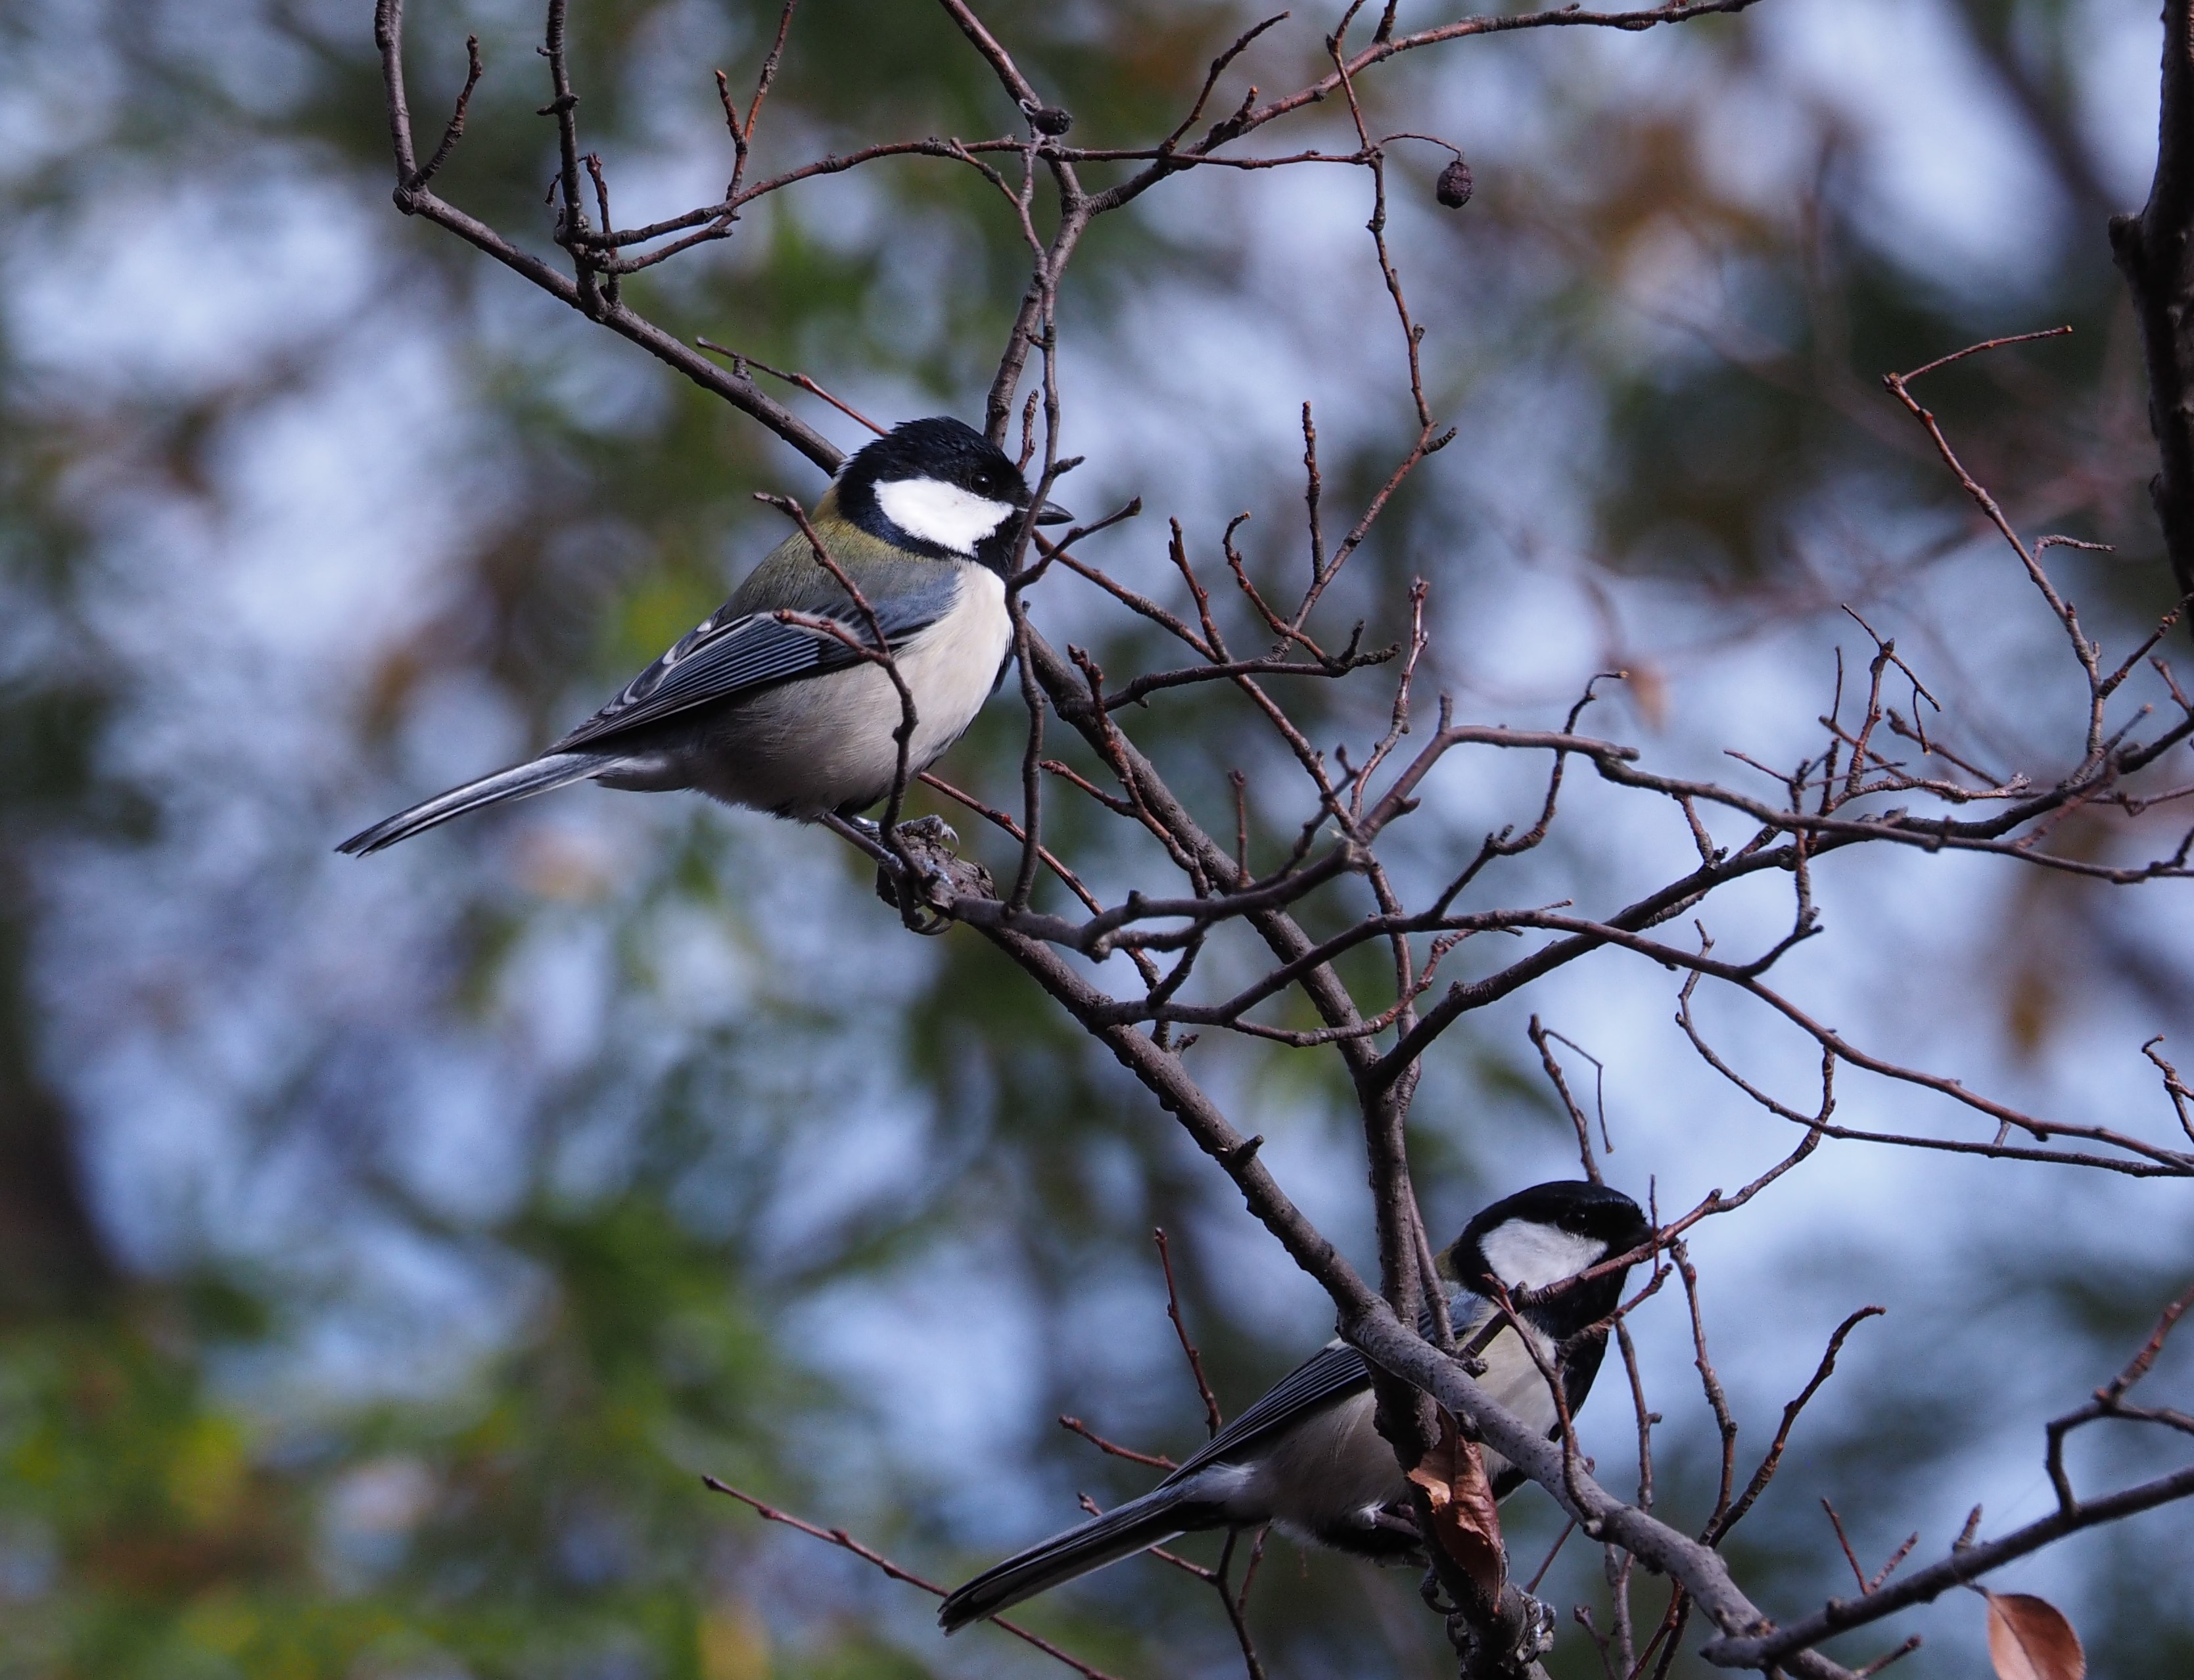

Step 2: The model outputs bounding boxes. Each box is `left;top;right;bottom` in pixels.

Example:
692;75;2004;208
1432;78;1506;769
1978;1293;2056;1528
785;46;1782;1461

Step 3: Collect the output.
1516;1593;1556;1663
1418;1565;1456;1617
891;814;960;848
1421;1567;1554;1675
851;812;962;849
869;812;991;933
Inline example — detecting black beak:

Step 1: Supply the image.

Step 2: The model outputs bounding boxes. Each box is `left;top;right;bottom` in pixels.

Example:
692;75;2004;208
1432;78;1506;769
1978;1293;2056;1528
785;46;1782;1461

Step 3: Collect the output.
1033;500;1075;526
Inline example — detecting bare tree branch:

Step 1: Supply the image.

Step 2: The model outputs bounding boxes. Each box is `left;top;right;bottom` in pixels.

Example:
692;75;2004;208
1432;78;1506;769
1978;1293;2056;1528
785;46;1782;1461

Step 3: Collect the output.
2113;0;2194;618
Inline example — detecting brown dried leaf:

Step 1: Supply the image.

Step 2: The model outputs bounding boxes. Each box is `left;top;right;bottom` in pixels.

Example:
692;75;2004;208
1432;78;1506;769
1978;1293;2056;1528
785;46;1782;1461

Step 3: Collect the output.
1984;1591;2086;1680
1406;1411;1505;1602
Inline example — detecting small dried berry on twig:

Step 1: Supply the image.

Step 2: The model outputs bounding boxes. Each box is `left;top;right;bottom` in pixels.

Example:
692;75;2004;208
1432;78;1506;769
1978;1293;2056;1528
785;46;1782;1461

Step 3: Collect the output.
1435;157;1474;208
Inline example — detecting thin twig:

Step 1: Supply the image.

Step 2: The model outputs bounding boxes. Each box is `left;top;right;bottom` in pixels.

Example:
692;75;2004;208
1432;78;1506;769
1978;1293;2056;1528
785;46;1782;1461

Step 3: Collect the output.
1155;1228;1224;1437
701;1478;1121;1680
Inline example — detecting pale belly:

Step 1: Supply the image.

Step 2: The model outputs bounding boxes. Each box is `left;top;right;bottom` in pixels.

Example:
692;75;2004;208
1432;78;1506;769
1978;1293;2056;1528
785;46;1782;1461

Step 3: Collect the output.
1190;1318;1566;1550
691;564;1012;817
1248;1389;1412;1537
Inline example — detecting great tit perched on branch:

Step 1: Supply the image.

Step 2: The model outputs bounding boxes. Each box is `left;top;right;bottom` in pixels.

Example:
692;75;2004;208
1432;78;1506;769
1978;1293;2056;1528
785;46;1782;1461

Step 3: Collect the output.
937;1180;1650;1633
338;417;1070;855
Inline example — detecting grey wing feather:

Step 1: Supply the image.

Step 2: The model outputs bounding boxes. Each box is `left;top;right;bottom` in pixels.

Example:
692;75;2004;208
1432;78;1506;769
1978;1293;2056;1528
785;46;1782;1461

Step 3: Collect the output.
1163;1341;1372;1483
549;586;952;753
1162;1297;1495;1484
936;1486;1200;1632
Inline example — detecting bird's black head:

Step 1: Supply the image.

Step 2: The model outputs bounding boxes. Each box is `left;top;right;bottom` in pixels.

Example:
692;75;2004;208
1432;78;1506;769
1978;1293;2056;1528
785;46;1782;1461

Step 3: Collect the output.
1442;1180;1652;1336
835;416;1071;572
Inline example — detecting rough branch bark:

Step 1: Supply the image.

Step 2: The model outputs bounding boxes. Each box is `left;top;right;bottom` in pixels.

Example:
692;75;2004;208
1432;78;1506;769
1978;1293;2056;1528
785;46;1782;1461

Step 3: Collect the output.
370;0;846;473
877;826;1843;1677
2112;0;2194;617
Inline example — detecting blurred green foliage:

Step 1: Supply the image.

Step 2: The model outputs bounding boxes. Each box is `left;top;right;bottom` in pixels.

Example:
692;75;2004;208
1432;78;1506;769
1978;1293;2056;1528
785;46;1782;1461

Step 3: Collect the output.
0;1196;794;1680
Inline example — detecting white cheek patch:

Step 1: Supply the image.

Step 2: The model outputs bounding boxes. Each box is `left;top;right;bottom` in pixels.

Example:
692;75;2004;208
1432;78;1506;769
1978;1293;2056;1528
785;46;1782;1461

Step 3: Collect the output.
874;476;1019;555
1477;1220;1606;1292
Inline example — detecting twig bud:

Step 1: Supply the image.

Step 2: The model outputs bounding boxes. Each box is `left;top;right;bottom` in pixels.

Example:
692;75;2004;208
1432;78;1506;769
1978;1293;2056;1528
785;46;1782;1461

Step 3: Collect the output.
1024;103;1074;136
1435;156;1474;209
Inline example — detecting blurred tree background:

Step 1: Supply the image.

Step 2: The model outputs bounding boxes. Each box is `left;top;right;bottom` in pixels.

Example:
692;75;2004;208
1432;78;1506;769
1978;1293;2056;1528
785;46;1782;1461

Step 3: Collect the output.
1;2;2189;1677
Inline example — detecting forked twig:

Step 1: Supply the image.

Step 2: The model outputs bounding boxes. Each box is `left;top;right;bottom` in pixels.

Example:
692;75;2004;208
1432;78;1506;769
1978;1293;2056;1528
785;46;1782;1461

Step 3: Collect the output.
702;1478;1120;1680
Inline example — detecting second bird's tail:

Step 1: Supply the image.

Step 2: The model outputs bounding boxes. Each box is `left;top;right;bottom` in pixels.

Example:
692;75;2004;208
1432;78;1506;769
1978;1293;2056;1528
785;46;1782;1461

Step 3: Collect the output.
337;753;602;856
938;1485;1211;1633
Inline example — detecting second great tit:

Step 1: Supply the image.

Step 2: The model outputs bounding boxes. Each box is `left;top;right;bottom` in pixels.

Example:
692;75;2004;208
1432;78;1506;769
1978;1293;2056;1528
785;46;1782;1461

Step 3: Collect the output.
937;1180;1650;1632
338;417;1069;855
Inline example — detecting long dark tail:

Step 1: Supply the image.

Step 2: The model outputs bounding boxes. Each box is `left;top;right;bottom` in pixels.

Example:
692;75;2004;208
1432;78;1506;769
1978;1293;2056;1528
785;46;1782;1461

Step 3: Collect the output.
337;753;602;855
939;1486;1209;1633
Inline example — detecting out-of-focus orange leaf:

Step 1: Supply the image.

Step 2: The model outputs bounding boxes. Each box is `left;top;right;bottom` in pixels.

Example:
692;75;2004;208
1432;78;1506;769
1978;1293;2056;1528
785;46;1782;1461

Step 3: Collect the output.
1406;1411;1505;1602
1623;659;1669;732
1984;1590;2085;1680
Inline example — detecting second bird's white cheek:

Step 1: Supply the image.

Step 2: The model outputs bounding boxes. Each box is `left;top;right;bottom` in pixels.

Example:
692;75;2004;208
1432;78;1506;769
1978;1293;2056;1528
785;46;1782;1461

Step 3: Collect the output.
875;477;1019;555
1478;1220;1606;1292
